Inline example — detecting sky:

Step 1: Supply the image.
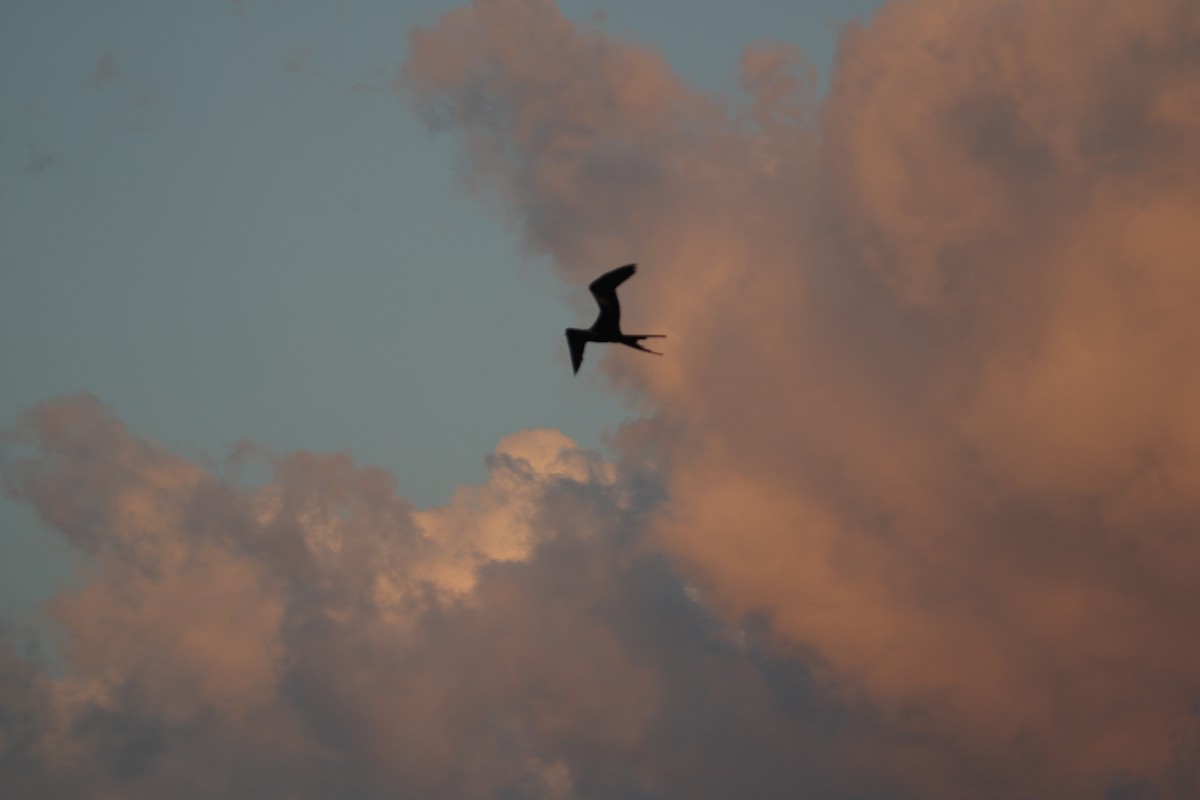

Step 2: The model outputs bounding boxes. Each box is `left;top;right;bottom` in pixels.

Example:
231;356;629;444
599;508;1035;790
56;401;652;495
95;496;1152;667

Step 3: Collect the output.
2;1;1200;798
0;0;877;613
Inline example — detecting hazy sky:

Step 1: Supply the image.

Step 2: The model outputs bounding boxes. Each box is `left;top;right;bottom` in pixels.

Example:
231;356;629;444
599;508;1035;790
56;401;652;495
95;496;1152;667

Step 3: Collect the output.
4;1;1200;798
1;0;878;613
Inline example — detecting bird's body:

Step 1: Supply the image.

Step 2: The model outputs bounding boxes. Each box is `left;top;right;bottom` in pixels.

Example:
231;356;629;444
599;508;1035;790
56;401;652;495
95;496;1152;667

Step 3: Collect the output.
566;263;664;374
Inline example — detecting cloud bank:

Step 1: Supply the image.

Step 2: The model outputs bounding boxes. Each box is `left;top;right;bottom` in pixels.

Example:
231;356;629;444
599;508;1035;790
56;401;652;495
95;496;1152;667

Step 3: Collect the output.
2;394;906;799
404;0;1200;796
5;0;1200;797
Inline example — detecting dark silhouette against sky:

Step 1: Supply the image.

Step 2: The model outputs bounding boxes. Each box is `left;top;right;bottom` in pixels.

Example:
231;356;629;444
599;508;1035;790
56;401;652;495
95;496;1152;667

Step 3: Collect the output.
566;263;664;374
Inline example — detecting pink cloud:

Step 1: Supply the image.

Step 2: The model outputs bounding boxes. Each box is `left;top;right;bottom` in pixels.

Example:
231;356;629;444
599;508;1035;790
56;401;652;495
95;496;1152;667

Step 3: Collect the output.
5;0;1200;796
4;395;903;798
401;0;1200;796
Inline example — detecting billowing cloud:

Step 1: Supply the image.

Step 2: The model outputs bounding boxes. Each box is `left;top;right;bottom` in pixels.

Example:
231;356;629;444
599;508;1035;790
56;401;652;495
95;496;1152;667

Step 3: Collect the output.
402;0;1200;796
2;394;919;799
6;0;1200;797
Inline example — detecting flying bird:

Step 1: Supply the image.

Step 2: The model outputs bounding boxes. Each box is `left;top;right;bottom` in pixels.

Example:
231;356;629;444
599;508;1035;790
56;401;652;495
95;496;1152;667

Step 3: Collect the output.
566;263;664;374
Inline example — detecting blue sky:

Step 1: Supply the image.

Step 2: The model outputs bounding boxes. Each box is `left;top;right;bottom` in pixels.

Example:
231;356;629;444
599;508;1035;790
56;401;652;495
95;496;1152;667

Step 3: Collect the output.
0;0;880;618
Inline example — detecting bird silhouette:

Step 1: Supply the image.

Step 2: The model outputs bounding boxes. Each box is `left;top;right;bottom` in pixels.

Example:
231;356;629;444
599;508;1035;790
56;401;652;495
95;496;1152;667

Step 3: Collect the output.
566;263;664;374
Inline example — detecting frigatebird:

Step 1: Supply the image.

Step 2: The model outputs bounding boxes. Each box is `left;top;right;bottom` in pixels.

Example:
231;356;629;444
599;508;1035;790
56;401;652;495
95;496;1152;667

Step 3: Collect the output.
566;263;664;374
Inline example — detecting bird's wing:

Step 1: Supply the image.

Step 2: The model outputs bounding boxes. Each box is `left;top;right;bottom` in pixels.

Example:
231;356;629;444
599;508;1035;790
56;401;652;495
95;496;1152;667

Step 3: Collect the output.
588;263;636;332
566;329;587;374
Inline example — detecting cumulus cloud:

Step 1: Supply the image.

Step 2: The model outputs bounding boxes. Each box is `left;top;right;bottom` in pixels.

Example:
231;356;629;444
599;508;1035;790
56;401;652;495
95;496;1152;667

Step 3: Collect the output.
3;394;919;799
6;0;1200;797
402;0;1200;796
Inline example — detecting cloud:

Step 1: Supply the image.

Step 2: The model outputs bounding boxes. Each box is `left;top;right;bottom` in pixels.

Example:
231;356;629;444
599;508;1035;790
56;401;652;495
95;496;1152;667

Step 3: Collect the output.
3;394;925;799
401;0;1200;796
5;0;1200;797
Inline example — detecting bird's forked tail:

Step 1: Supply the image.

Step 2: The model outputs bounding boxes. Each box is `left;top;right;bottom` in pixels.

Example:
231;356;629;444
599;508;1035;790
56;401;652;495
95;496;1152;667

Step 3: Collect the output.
622;334;665;356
